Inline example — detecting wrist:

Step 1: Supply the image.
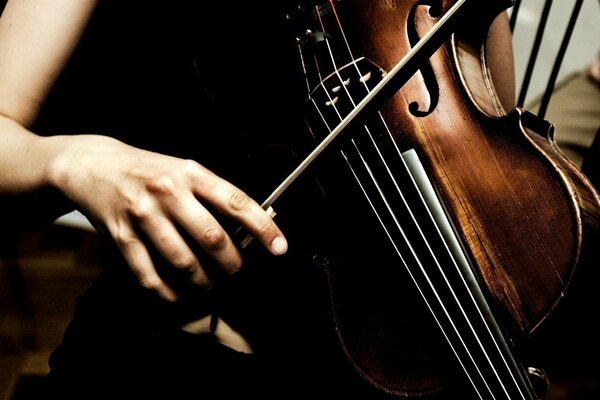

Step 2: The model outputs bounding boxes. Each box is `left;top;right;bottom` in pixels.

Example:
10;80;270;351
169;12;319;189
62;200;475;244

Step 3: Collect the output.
43;134;92;198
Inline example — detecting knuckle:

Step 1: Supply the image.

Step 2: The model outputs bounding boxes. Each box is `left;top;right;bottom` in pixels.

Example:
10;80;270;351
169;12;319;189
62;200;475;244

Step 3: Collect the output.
180;159;203;177
201;227;227;251
129;195;155;221
148;175;178;197
228;190;251;212
137;274;161;292
229;259;243;274
170;252;198;273
256;216;276;237
113;226;139;249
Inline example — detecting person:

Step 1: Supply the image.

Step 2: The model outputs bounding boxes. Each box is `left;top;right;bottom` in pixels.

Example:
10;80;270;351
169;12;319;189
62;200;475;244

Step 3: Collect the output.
0;1;519;399
528;50;600;178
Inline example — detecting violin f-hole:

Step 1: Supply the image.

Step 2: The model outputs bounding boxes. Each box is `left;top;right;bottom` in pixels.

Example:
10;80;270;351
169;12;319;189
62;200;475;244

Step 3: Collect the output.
407;0;442;117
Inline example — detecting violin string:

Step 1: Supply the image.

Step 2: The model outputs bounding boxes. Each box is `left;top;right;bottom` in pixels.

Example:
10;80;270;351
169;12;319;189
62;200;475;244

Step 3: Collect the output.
310;2;528;399
310;11;495;400
323;3;498;394
304;19;491;398
341;140;487;400
260;0;468;209
338;25;534;400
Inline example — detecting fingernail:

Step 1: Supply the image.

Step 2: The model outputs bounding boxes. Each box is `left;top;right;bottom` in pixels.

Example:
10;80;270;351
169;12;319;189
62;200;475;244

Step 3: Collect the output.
270;236;288;255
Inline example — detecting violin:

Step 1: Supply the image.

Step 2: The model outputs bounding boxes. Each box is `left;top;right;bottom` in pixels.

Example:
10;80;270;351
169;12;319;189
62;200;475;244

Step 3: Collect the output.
217;0;600;398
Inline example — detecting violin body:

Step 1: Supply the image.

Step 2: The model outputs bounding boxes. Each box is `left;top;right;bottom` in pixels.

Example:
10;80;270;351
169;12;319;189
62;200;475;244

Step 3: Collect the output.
275;0;600;397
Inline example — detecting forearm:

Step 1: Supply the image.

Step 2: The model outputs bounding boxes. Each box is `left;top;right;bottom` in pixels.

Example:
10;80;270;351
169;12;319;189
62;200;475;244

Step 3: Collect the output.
0;0;98;126
0;0;98;224
0;115;51;193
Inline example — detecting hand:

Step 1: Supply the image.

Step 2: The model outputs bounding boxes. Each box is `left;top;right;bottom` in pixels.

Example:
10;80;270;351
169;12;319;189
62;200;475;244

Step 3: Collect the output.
46;134;287;301
588;51;600;86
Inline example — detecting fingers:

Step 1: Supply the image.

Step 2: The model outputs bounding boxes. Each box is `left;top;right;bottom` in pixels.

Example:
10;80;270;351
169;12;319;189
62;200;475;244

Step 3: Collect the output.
112;225;178;302
105;158;288;301
189;165;287;256
137;213;213;287
110;210;218;301
172;193;243;274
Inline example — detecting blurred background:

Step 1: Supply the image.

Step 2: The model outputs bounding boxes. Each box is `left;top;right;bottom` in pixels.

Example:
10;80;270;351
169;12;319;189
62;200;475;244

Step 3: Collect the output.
1;0;598;399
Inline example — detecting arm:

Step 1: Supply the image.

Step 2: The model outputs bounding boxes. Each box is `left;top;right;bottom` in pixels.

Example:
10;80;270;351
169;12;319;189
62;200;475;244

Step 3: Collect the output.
0;0;287;301
0;0;97;194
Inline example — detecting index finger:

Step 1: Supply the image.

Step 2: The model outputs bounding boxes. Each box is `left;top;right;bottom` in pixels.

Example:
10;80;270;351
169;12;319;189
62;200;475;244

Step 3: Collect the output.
191;167;288;256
